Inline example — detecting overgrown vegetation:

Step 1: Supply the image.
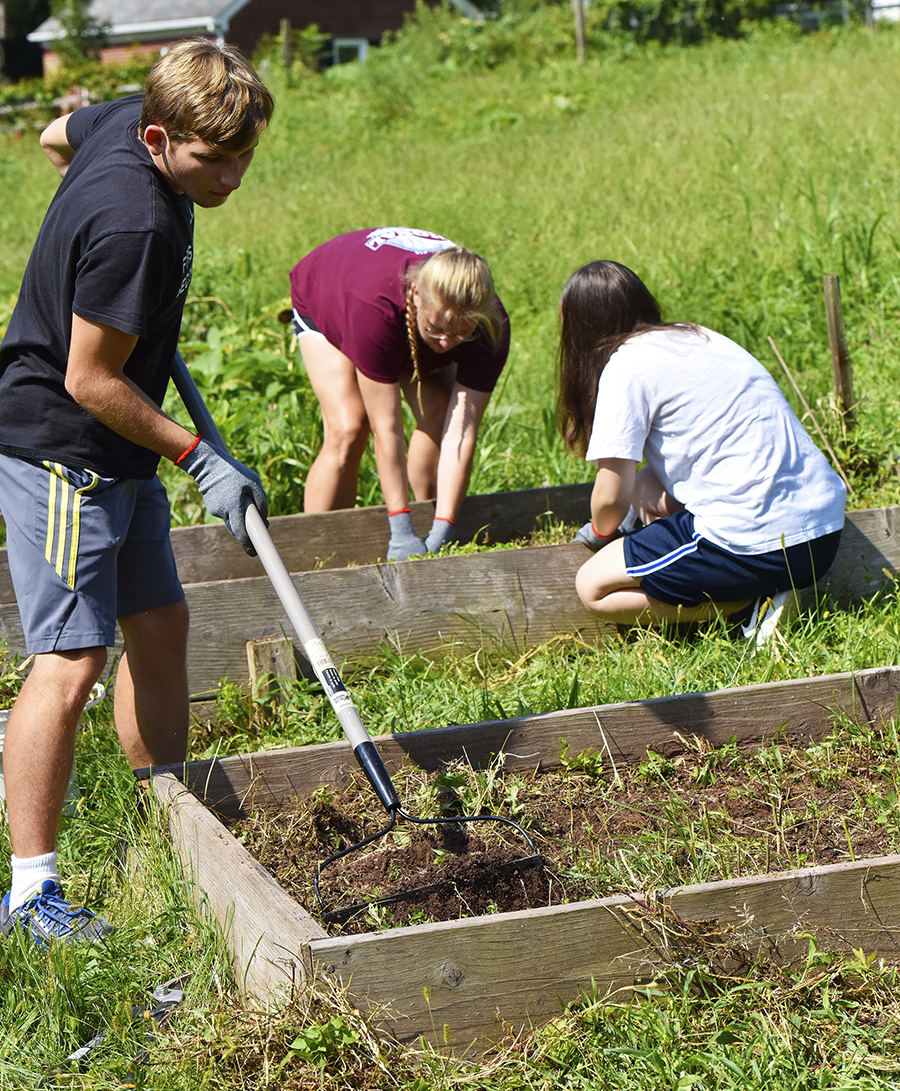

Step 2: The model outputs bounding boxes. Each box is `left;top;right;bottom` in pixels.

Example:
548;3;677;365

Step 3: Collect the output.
152;19;900;519
3;11;900;1088
235;710;900;932
5;588;900;1085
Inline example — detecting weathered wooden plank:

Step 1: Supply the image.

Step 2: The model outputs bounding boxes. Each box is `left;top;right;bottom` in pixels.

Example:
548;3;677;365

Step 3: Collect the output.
168;481;593;584
820;506;900;603
178;542;605;694
155;772;325;1000
0;482;593;604
304;854;900;1050
174;503;900;695
1;507;898;699
0;541;601;689
154;665;900;819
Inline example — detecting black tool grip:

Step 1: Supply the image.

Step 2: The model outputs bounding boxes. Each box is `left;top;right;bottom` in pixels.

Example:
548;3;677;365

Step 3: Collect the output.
353;740;401;814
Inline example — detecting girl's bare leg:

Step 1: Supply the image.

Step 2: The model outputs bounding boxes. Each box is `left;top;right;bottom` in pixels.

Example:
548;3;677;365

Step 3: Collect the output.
300;335;371;511
575;538;749;625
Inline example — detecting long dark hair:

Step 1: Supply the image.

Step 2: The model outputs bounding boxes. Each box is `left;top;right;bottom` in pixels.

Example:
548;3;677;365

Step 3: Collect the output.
556;261;696;456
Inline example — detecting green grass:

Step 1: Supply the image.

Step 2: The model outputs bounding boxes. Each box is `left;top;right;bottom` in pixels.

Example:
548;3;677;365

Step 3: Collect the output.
5;17;900;1089
4;584;900;1082
6;24;900;516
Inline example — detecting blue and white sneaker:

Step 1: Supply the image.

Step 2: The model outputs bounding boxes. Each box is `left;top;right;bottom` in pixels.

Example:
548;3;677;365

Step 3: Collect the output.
0;880;115;946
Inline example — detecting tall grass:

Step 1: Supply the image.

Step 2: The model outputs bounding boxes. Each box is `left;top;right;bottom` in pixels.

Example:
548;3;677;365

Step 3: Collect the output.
180;22;900;512
6;24;900;516
4;19;900;1089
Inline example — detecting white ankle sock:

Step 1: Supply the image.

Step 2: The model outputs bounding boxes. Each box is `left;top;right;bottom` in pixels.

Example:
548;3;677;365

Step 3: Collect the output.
10;852;62;911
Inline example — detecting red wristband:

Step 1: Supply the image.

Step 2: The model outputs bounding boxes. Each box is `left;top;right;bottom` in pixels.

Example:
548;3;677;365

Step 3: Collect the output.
591;522;616;539
434;517;456;526
175;434;202;465
388;507;411;517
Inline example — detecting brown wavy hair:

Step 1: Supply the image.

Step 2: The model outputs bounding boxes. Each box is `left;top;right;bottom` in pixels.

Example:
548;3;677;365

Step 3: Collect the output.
556;261;698;456
140;38;274;152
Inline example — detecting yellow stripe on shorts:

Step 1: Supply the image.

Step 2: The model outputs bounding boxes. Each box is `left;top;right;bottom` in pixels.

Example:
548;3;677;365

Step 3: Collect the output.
42;462;100;588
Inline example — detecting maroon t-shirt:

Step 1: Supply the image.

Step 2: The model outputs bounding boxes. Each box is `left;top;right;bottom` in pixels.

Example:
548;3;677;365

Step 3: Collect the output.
289;227;510;391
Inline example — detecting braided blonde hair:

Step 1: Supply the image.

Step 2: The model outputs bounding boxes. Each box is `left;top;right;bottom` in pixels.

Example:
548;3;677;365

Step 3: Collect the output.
403;246;503;393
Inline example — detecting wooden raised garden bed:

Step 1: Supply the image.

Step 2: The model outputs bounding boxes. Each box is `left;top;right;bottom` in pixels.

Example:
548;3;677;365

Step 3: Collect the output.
150;663;900;1053
1;489;898;700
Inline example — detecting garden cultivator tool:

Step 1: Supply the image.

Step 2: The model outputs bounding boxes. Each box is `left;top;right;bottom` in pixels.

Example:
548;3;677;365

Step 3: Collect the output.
172;355;541;922
39;974;190;1086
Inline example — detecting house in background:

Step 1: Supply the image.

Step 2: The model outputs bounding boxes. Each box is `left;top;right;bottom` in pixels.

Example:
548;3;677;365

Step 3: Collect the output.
27;0;483;73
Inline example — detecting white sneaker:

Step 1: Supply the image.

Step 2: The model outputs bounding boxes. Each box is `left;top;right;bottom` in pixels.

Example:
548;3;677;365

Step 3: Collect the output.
739;598;761;641
743;590;796;650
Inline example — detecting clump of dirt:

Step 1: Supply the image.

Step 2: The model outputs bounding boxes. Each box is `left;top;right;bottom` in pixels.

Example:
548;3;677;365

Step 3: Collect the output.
228;738;900;936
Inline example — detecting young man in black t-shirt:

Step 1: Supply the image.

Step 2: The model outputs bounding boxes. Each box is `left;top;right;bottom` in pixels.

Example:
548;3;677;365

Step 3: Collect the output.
0;39;274;945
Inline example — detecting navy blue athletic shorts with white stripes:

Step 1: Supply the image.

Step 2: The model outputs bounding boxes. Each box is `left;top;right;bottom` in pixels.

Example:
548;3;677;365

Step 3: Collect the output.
623;509;842;607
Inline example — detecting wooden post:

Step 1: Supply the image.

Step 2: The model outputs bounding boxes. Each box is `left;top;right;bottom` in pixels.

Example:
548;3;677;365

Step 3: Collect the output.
246;635;297;703
572;0;585;62
823;274;856;427
281;18;292;71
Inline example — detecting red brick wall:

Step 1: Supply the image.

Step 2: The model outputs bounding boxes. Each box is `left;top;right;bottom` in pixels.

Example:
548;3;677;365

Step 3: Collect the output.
43;38;190;74
228;0;431;57
99;41;167;65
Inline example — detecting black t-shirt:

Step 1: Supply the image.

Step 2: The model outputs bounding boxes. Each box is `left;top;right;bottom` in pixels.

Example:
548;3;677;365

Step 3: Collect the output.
0;95;194;479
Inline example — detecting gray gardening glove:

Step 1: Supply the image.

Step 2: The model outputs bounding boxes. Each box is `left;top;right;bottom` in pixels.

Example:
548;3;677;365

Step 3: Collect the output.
387;510;427;561
178;438;268;556
425;517;456;553
573;507;643;552
618;506;643;535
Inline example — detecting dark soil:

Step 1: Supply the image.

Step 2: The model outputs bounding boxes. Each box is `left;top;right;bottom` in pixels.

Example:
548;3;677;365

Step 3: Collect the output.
228;737;900;936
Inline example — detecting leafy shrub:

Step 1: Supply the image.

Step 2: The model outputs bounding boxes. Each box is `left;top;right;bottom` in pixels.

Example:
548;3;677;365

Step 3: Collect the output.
369;0;793;81
253;22;330;77
0;54;155;129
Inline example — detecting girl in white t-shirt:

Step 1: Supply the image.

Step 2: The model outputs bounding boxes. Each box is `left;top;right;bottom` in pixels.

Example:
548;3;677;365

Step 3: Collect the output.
557;261;846;629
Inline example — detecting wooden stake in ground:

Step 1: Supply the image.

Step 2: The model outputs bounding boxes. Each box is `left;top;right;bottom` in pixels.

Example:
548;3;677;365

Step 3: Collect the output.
823;274;856;427
572;0;585;61
247;635;297;704
281;18;292;72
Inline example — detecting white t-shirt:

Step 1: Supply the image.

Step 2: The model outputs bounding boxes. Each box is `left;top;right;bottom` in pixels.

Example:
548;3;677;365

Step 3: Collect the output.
584;326;847;554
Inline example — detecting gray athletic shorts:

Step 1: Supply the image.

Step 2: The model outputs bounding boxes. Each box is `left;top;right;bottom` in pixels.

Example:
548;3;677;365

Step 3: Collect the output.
0;452;184;654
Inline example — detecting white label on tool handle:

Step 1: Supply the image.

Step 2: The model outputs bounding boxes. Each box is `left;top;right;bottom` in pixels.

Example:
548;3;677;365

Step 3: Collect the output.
305;637;337;679
329;690;354;713
305;638;355;713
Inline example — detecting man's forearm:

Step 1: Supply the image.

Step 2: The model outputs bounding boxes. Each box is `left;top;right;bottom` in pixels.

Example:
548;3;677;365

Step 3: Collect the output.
66;365;193;462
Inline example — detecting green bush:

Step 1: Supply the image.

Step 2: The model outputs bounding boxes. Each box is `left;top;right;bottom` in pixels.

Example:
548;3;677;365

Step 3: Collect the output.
0;54;155;128
369;0;796;76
